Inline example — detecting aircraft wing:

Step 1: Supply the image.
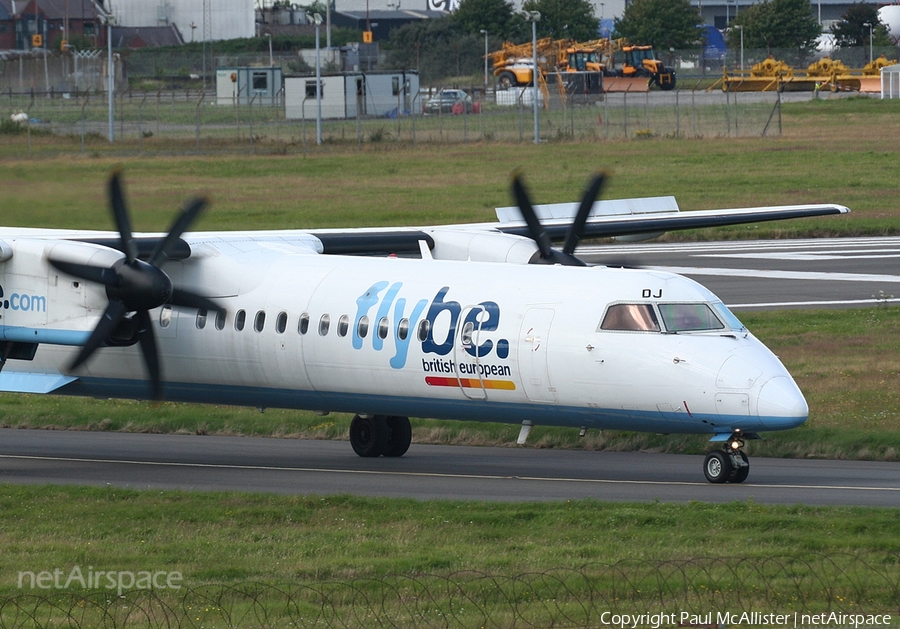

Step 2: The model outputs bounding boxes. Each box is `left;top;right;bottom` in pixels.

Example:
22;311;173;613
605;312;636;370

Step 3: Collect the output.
491;199;851;241
290;199;850;257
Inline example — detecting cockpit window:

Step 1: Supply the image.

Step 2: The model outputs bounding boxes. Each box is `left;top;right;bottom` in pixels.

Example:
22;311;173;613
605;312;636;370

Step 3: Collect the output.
658;303;725;332
712;301;746;332
599;303;661;332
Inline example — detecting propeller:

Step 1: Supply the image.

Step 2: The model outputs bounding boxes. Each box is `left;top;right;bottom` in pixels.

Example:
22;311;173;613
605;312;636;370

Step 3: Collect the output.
49;171;221;400
510;171;606;266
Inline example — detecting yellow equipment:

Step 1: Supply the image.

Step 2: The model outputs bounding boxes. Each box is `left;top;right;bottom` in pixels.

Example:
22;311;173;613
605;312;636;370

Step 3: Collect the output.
488;37;676;94
711;54;897;93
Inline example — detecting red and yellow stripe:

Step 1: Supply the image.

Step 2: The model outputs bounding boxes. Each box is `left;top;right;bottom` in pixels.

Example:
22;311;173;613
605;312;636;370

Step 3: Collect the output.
425;376;516;391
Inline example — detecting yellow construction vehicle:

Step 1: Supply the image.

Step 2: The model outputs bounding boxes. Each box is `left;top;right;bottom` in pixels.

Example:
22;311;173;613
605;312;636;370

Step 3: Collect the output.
490;38;605;89
608;44;677;90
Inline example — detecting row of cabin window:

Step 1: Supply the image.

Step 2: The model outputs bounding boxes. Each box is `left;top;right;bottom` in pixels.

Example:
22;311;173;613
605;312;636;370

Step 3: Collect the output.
178;306;432;342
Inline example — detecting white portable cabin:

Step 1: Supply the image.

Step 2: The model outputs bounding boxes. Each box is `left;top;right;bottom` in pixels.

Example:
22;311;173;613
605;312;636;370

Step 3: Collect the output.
216;67;284;106
881;64;900;99
284;71;420;120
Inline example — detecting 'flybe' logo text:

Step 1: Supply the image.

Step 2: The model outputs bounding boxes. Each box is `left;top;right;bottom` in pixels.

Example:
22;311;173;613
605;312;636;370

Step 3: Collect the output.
0;286;47;313
352;282;510;371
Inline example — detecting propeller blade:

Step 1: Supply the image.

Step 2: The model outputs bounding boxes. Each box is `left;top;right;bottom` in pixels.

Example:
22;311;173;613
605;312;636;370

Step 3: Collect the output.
109;170;138;264
148;196;208;267
511;171;554;260
49;259;120;287
69;300;127;372
134;309;163;401
562;173;606;256
168;289;223;313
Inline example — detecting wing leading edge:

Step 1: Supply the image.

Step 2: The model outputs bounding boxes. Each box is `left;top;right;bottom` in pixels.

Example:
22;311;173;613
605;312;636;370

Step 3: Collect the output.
492;199;851;241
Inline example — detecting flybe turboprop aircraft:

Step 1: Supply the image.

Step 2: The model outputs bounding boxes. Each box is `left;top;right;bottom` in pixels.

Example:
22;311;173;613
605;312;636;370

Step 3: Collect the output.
0;172;848;483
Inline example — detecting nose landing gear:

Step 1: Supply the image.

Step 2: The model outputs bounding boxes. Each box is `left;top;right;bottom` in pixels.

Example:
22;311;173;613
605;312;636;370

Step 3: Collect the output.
704;432;751;484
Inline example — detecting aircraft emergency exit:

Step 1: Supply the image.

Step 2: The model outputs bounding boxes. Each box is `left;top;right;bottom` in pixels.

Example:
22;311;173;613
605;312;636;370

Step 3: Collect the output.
0;171;849;483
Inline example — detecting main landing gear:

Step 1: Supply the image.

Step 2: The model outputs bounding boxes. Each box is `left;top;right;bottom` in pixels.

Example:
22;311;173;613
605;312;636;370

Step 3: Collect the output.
703;433;750;484
349;414;412;458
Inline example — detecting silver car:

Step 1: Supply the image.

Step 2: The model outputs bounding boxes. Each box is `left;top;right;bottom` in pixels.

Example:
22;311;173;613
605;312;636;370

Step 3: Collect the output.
424;89;473;114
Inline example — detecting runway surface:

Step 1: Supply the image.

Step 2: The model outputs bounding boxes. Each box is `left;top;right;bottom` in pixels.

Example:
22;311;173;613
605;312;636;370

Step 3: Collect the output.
1;429;898;507
581;236;900;310
2;237;898;506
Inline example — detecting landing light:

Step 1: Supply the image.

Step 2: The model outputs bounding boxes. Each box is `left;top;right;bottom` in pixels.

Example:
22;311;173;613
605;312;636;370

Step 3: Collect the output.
730;440;741;450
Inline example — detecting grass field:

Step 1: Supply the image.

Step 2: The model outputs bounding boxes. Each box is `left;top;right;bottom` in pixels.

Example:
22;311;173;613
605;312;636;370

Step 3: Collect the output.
0;97;898;626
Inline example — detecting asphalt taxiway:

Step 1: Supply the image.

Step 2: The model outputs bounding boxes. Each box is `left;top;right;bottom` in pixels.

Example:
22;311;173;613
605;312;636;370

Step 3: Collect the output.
1;429;898;507
581;236;900;310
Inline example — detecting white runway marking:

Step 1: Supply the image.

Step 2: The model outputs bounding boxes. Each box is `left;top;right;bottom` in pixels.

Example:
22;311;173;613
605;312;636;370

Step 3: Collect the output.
579;236;900;256
700;252;900;261
649;266;900;283
729;298;900;309
3;454;899;494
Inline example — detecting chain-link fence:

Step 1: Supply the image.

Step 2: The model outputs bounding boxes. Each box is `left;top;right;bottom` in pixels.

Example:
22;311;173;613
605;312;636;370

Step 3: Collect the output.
2;44;889;154
1;83;795;155
2;554;898;628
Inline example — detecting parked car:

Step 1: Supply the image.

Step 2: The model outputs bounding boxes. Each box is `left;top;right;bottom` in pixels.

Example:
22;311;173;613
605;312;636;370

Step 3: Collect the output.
424;89;473;114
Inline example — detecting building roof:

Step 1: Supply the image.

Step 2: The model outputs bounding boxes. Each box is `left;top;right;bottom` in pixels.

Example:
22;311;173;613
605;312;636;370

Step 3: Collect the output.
11;0;107;19
112;24;184;48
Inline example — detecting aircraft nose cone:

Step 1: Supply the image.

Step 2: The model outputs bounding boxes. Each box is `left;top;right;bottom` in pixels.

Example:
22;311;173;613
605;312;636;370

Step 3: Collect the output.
757;376;808;429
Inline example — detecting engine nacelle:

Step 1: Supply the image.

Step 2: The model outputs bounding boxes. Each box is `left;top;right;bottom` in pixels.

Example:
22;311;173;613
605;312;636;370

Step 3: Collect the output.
425;229;539;264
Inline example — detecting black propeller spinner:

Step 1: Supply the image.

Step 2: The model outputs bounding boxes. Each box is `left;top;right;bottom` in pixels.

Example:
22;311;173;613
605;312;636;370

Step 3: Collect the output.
49;171;221;401
511;171;606;266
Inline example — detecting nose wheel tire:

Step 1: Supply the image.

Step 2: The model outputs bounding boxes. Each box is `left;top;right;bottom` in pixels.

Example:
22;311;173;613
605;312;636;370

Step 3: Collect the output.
704;449;750;484
730;451;750;483
704;450;732;483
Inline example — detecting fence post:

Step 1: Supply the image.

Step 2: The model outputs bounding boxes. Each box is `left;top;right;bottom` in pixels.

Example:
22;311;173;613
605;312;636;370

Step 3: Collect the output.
81;94;88;154
725;88;731;137
249;92;256;153
412;92;419;147
138;92;147;153
196;90;205;152
675;89;680;138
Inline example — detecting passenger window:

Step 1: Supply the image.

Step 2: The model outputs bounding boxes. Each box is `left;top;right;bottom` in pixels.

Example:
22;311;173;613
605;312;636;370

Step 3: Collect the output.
397;318;409;341
417;319;430;342
276;311;287;334
318;314;331;336
234;309;246;331
658;303;725;332
600;304;660;332
254;311;266;332
358;316;370;338
298;312;310;335
337;314;350;337
215;309;226;330
378;317;389;340
196;308;207;330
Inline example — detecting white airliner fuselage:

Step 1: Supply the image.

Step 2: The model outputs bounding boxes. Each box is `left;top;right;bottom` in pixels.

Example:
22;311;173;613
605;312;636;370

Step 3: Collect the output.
0;174;848;483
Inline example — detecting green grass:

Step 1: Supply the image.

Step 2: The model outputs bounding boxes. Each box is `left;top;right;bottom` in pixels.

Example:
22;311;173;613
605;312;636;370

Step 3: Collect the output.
0;485;897;622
